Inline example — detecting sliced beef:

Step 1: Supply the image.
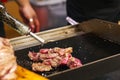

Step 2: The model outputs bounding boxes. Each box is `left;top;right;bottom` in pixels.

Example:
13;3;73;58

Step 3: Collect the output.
28;47;82;72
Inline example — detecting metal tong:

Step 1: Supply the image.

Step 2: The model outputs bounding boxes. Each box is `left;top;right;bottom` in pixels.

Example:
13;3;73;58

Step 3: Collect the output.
66;16;78;25
0;3;45;44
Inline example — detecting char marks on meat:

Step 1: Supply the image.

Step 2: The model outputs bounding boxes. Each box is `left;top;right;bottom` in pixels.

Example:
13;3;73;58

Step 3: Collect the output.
28;47;82;72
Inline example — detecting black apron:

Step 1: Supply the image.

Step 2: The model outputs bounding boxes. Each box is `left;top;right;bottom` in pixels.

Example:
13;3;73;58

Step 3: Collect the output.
67;0;120;23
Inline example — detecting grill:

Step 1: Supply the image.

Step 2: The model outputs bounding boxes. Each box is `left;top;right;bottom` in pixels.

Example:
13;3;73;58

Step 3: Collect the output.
10;19;120;80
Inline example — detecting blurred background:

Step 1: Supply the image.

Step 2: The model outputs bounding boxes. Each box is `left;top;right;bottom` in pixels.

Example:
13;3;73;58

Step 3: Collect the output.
4;0;67;38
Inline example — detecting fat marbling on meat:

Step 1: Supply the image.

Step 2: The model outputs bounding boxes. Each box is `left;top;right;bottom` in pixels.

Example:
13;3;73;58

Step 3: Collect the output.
28;47;82;72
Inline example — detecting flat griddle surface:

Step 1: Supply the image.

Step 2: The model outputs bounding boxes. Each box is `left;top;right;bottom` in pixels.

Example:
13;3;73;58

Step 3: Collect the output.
15;33;120;77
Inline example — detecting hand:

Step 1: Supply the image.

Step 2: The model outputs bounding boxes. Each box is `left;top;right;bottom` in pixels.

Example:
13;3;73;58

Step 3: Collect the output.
19;4;40;32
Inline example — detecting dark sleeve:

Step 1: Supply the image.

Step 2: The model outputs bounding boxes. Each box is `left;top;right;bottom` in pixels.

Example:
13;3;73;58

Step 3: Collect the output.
0;22;5;37
66;0;120;23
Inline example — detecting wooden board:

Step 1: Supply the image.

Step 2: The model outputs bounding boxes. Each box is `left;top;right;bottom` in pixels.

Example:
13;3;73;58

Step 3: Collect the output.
16;65;48;80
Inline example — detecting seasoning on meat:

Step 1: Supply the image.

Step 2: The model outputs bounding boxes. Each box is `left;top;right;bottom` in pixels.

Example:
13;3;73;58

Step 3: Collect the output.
28;47;82;72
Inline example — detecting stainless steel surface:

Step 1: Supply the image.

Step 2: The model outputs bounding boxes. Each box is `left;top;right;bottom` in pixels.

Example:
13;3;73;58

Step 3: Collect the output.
66;17;120;44
79;19;120;45
10;25;84;50
66;17;120;45
0;3;45;44
10;19;120;50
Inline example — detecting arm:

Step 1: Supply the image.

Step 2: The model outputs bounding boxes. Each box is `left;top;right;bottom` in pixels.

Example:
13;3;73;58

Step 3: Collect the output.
15;0;40;32
15;0;30;7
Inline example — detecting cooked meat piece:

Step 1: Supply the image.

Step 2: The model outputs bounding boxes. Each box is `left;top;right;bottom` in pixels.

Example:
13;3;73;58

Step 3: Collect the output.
53;47;72;56
43;58;60;67
32;63;52;72
40;52;59;60
39;48;49;54
0;37;17;80
60;56;69;65
28;47;82;72
28;51;40;61
67;57;83;69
